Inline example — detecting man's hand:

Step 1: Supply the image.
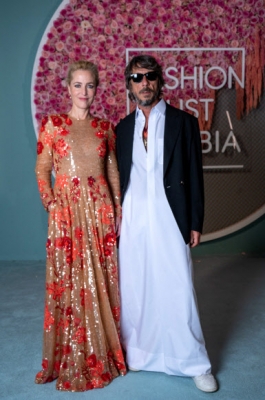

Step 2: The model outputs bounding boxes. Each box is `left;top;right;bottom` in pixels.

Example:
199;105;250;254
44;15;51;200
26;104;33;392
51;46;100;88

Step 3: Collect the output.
189;230;201;248
115;215;122;238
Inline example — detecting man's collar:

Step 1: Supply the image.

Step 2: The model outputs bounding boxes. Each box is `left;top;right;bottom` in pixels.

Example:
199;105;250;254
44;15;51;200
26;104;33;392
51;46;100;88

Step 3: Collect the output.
136;98;166;118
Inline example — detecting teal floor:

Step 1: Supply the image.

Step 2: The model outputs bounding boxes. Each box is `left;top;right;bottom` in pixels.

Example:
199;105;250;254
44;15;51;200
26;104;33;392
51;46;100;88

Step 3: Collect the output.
1;254;264;400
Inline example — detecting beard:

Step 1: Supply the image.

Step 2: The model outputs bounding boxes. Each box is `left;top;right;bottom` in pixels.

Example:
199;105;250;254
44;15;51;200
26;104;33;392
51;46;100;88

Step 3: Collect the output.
132;88;159;106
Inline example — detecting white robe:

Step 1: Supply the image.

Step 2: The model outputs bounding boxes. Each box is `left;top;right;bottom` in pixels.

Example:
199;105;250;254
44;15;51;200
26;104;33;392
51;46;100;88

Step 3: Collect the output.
119;100;211;377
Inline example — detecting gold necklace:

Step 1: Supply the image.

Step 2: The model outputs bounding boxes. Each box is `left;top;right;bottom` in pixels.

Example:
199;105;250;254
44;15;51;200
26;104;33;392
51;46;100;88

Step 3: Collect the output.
68;112;91;121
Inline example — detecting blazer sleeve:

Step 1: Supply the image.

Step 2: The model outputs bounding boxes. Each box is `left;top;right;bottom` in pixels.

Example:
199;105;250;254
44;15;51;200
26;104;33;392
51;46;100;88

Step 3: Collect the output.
186;114;204;233
115;113;135;204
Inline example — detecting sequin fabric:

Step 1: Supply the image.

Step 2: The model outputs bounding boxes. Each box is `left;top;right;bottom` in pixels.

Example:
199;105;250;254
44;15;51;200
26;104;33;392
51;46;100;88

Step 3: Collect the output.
35;114;126;392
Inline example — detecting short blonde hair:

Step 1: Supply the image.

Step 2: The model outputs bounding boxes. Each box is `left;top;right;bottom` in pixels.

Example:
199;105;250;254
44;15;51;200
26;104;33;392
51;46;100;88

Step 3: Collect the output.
66;60;99;87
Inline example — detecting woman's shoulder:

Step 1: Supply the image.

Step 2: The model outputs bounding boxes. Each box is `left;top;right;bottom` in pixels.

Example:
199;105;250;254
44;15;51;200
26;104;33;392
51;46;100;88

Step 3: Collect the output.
40;113;73;128
50;113;73;127
92;116;115;133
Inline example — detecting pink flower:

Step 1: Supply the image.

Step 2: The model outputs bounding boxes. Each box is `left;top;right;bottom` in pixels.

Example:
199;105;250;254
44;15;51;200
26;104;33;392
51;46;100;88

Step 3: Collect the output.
48;61;57;70
74;9;83;17
111;20;118;30
66;36;75;45
104;25;112;35
92;14;106;27
106;97;115;105
68;51;76;59
158;8;166;16
121;27;130;36
63;21;73;31
164;35;173;45
47;74;55;82
55;41;64;51
81;9;90;18
126;3;134;12
135;16;144;24
173;0;182;5
231;40;239;47
214;5;224;16
81;20;91;29
76;27;83;36
235;0;244;8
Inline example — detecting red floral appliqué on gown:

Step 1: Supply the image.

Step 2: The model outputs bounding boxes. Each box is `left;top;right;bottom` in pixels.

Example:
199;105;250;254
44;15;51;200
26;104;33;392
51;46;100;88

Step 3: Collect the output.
35;114;125;392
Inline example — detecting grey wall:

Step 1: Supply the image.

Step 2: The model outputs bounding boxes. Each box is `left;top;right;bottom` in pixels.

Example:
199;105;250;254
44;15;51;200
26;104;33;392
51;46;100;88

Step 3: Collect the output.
0;0;264;260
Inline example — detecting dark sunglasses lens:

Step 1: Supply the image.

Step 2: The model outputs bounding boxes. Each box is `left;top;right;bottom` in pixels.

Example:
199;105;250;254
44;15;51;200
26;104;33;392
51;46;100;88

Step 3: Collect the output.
146;72;157;81
130;72;158;83
131;74;143;83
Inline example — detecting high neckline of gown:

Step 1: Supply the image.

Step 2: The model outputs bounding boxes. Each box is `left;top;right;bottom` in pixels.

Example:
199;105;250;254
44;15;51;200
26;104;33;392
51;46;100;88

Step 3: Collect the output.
68;113;92;122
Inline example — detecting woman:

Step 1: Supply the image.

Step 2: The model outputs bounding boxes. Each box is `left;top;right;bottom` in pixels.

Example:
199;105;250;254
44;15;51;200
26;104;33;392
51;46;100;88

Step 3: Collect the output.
35;60;126;392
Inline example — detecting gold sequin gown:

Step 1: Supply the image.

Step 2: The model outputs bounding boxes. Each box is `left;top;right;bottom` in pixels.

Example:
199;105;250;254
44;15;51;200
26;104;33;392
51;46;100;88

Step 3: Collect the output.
35;114;126;392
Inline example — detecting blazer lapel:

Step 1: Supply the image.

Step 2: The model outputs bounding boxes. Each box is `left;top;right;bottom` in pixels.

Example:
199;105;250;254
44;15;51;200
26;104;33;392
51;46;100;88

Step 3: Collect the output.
163;104;183;176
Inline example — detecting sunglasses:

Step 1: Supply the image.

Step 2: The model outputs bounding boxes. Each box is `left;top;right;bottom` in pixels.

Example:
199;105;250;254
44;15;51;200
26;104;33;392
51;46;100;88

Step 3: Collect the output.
129;72;158;83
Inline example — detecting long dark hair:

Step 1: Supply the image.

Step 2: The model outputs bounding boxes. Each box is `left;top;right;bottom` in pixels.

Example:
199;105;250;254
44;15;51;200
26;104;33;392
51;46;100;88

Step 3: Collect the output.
125;55;165;101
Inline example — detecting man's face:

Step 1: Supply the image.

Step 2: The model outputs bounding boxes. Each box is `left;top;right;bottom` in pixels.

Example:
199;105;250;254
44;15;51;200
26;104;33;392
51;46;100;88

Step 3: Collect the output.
129;67;159;107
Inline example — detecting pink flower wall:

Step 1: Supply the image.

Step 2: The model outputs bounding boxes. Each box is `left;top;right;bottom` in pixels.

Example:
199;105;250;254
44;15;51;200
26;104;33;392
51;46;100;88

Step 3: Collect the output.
32;0;265;129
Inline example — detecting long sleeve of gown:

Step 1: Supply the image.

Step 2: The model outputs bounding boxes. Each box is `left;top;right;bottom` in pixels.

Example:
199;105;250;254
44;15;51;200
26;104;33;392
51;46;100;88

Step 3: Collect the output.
106;127;122;218
35;117;55;211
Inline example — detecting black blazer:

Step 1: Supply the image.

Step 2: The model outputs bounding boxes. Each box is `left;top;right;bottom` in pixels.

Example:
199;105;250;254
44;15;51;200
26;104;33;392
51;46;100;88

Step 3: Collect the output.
116;103;204;244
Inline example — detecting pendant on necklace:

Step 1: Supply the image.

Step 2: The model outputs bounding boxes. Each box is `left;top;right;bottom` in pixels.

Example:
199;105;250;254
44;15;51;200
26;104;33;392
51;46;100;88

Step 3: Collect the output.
143;126;148;151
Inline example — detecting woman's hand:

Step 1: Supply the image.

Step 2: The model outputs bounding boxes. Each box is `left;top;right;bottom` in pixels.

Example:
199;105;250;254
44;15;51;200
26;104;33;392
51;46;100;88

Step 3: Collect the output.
47;199;56;212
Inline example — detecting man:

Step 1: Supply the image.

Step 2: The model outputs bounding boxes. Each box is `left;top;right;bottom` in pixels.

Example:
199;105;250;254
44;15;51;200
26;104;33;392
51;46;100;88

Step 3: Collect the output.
116;55;218;393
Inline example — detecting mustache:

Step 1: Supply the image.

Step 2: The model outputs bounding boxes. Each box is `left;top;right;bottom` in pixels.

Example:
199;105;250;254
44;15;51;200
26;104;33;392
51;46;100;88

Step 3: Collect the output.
139;88;154;94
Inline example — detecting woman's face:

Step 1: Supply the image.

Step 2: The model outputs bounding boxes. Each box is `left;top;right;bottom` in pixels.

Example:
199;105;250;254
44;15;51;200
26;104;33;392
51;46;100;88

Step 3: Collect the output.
68;69;96;111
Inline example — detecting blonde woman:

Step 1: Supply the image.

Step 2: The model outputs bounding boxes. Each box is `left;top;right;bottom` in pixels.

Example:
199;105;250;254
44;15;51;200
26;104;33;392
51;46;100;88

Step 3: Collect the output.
35;60;126;392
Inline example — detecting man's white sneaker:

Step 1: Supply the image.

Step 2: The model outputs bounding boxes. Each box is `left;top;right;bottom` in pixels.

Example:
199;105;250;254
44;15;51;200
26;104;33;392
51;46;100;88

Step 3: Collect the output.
193;373;218;392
